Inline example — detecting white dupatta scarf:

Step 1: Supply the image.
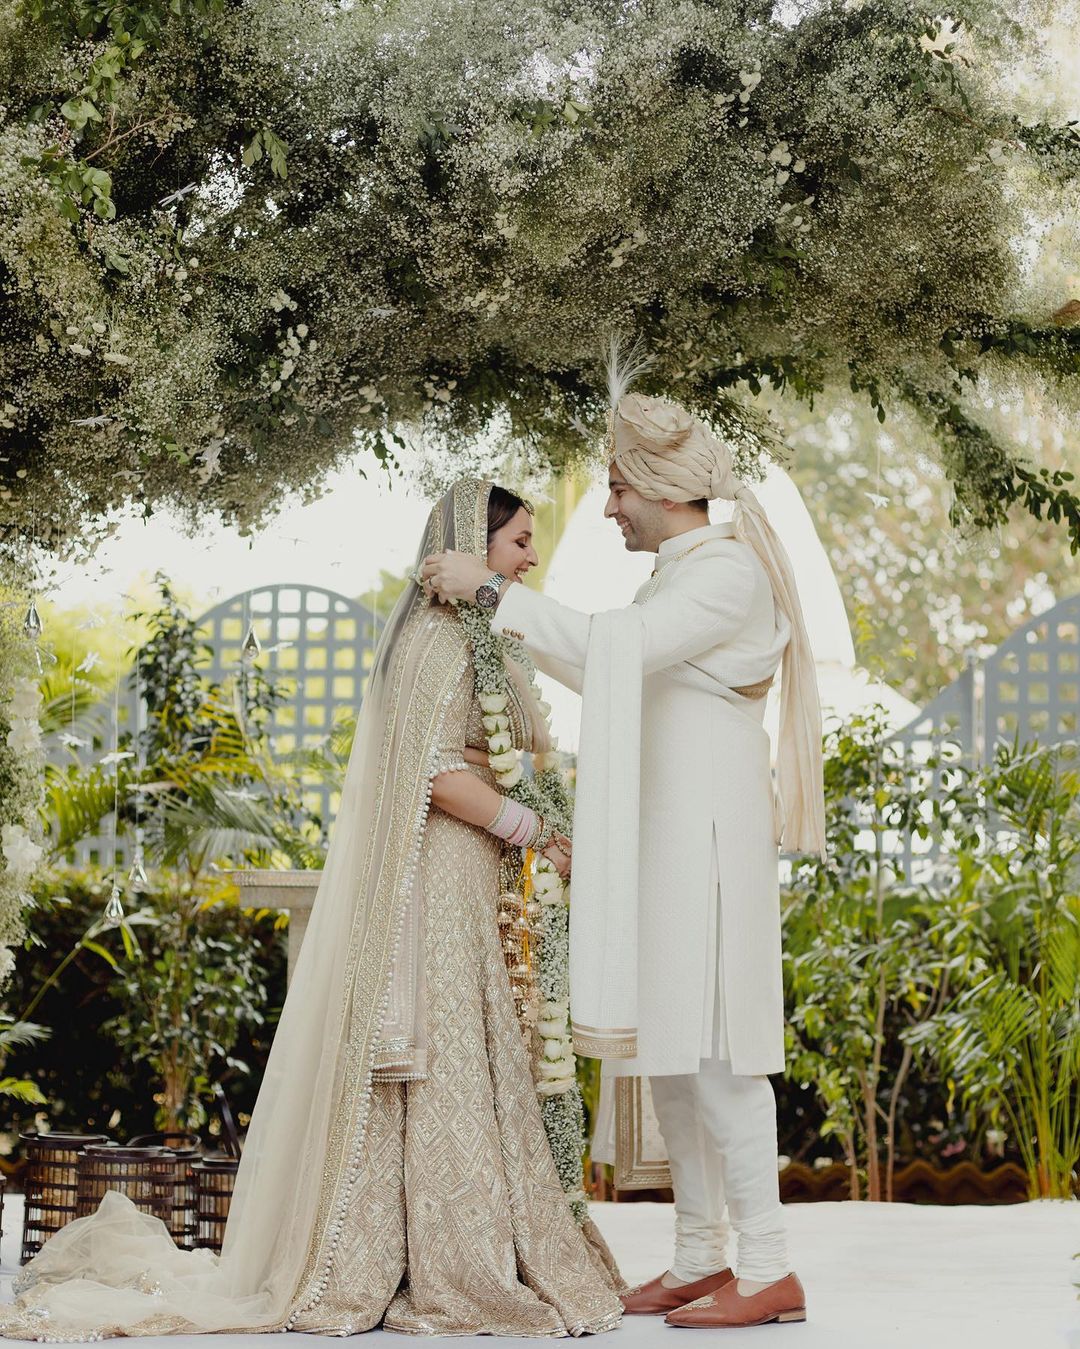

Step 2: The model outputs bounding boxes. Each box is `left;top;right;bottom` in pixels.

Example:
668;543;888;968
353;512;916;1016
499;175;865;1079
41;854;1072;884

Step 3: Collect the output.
568;609;644;1060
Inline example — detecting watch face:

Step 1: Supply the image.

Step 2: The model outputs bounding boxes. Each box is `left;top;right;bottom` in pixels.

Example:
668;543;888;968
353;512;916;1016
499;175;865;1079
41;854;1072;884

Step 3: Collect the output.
476;586;497;609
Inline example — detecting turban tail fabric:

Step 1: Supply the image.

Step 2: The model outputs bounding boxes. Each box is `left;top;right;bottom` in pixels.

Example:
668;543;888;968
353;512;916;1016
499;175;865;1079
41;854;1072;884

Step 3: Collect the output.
612;393;826;858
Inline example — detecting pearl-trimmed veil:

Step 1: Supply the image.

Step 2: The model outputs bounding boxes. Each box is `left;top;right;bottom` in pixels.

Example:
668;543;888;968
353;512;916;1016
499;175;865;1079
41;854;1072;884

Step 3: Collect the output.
0;480;495;1340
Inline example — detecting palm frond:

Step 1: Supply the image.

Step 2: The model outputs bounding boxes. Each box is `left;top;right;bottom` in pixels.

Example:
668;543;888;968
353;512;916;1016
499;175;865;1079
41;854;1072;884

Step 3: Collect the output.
0;1018;50;1051
944;975;1038;1069
155;782;284;866
1045;902;1080;1005
39;686;104;738
0;1078;47;1104
42;763;129;855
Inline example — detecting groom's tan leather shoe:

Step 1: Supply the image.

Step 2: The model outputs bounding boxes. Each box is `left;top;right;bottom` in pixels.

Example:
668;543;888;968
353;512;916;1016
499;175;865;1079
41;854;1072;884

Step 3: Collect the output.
619;1268;734;1315
664;1272;806;1327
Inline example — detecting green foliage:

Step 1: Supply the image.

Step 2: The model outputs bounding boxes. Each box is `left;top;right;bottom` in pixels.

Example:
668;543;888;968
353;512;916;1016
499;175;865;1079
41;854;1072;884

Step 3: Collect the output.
0;572;46;962
91;578;317;1126
787;713;1080;1200
2;872;285;1140
44;761;131;859
0;1012;48;1106
9;576;321;1131
105;887;271;1131
783;707;979;1199
242;128;289;180
1;1;1079;554
779;388;1080;708
907;742;1080;1198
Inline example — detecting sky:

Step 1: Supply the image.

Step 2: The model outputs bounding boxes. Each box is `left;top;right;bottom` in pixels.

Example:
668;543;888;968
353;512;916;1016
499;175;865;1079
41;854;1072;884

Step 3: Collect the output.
41;453;437;618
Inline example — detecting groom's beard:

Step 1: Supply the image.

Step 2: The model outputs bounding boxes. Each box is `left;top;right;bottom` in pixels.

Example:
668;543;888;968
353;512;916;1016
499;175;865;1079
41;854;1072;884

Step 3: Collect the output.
616;518;643;551
620;527;655;553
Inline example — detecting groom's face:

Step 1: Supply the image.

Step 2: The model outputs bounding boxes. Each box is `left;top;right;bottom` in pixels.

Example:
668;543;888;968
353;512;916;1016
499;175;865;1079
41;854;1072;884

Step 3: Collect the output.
605;463;667;553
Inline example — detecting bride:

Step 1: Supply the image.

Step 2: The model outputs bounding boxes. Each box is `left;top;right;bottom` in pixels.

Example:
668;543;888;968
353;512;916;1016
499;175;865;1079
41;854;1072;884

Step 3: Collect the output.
1;477;625;1340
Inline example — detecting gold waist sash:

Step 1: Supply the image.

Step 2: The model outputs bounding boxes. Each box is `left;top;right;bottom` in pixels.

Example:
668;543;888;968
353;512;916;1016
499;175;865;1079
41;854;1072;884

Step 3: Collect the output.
731;674;774;701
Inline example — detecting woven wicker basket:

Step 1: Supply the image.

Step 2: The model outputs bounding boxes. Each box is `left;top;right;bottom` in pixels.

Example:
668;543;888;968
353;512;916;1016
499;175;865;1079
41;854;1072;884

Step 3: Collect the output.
129;1133;202;1249
75;1145;186;1233
191;1156;240;1255
19;1131;112;1265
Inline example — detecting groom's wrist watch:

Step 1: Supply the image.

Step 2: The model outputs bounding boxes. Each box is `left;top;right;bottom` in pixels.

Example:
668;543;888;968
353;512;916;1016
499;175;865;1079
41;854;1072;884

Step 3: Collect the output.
475;573;508;609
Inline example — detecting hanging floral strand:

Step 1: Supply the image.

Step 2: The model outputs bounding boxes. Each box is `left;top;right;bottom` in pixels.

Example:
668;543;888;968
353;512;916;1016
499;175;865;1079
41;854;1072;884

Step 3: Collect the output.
127;645;148;893
100;661;130;926
458;602;588;1222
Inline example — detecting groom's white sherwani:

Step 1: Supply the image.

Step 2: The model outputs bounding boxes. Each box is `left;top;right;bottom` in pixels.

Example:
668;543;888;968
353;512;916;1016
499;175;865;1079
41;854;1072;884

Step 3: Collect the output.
491;521;790;1079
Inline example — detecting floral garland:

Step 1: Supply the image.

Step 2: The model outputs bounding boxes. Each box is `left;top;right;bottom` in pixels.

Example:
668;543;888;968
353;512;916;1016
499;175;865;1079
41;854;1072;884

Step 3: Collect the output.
7;0;1080;558
0;606;46;991
458;601;589;1222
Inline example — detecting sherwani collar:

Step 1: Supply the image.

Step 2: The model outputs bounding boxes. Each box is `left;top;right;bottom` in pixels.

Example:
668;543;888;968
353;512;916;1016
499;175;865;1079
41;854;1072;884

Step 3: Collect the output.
655;521;735;571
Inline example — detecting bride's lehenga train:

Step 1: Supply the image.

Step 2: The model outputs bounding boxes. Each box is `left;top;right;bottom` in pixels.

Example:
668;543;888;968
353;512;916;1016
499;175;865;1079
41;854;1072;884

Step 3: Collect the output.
0;479;623;1341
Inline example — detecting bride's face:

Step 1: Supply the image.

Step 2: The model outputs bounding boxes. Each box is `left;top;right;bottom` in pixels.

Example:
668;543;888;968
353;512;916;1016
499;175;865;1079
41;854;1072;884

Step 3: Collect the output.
487;506;539;583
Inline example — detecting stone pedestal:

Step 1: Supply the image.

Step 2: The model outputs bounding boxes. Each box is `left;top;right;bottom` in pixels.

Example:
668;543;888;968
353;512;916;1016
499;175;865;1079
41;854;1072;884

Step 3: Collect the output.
226;869;321;987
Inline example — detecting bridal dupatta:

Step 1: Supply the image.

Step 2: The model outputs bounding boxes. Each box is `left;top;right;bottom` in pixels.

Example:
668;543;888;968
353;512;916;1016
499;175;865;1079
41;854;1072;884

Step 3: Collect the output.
0;480;497;1340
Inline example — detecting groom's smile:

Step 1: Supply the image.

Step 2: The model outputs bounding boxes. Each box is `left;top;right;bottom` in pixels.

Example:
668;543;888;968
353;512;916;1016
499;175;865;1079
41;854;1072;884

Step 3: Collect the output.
605;462;674;554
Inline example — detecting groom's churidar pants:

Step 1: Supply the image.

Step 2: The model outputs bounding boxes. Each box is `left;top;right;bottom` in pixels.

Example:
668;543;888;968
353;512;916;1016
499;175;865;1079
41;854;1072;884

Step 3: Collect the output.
649;1063;790;1284
648;856;790;1285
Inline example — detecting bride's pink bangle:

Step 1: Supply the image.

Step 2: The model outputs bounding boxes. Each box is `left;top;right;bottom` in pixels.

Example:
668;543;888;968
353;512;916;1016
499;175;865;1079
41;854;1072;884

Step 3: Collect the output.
486;798;538;848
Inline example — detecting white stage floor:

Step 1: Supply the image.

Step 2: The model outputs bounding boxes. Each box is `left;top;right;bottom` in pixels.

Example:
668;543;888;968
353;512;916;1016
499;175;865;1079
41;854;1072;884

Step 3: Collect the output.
1;1194;1076;1348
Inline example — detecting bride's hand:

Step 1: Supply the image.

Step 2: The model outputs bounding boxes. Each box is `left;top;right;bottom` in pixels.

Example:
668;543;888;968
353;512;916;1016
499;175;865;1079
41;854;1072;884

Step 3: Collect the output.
542;834;572;880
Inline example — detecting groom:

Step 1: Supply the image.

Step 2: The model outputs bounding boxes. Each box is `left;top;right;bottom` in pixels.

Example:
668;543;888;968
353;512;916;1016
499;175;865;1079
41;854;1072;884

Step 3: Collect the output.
421;390;825;1330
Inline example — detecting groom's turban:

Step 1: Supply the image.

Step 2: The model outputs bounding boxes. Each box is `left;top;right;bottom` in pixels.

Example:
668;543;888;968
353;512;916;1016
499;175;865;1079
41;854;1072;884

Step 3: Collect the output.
610;393;740;503
609;391;827;858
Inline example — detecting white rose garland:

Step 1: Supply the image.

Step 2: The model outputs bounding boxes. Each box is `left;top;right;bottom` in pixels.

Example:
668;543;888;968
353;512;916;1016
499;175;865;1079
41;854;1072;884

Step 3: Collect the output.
459;602;587;1221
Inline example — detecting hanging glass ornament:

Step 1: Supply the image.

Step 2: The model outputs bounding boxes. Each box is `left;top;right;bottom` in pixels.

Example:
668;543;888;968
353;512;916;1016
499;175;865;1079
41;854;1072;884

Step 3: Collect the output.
241;621;261;661
127;847;149;893
23;599;42;640
103;886;125;925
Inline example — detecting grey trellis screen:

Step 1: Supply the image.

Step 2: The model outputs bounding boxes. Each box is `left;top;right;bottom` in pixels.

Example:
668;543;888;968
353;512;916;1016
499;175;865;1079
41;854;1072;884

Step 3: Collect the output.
47;585;1079;878
882;591;1080;879
197;583;382;821
884;661;977;880
49;584;382;868
982;593;1080;746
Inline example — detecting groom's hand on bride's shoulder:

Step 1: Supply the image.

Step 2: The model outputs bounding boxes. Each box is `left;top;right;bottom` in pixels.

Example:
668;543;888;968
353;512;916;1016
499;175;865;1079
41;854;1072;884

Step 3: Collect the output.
421;550;493;604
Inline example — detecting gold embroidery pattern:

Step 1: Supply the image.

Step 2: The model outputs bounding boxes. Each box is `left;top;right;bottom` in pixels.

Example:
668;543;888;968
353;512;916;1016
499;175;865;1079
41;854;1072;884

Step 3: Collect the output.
613;1077;673;1190
571;1023;639;1058
287;606;472;1323
290;651;624;1334
0;481;619;1344
732;674;775;700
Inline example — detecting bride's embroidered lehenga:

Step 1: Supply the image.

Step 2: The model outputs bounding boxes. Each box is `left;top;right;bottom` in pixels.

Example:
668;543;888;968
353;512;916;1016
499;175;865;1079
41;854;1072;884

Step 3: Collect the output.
289;625;624;1337
0;480;624;1341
